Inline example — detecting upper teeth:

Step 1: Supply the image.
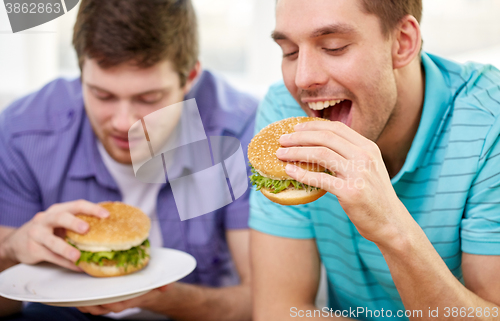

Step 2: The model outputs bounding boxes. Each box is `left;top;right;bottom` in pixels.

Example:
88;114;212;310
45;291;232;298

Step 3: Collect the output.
308;99;344;110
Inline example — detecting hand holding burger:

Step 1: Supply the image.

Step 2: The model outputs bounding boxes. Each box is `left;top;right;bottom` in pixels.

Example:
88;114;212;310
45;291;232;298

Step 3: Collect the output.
248;117;333;205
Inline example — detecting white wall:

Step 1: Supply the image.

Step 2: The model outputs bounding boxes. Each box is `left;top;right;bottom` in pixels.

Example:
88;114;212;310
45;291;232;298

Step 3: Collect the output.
421;0;500;66
0;2;79;109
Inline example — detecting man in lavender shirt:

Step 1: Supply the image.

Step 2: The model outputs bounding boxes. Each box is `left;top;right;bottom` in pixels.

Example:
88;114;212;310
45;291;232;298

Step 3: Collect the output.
0;1;256;320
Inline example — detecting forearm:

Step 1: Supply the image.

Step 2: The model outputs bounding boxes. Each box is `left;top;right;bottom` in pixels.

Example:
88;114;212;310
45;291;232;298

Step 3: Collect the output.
0;228;22;317
379;219;499;320
146;282;251;321
0;246;17;272
287;304;353;320
0;228;18;273
0;296;22;317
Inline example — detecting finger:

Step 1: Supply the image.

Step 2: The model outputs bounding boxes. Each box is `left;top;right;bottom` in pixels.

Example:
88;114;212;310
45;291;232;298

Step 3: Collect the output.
36;245;82;272
41;211;90;234
47;200;109;218
294;121;369;147
100;302;129;313
285;164;343;192
276;146;345;175
157;285;169;292
34;232;81;262
279;130;359;160
78;305;111;315
102;290;158;311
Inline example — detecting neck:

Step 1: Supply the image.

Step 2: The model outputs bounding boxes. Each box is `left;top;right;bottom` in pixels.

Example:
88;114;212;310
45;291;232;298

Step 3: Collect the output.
377;58;426;178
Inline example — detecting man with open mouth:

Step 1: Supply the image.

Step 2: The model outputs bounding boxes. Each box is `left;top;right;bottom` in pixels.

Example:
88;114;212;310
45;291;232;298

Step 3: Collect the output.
250;0;500;320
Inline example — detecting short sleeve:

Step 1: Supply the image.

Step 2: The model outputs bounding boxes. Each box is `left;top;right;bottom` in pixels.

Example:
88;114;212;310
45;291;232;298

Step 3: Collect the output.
223;115;256;230
0;116;42;227
248;83;315;239
461;118;500;255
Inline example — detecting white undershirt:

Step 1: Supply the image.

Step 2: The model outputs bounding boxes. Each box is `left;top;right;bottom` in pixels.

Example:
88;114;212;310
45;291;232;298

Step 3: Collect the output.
97;142;167;320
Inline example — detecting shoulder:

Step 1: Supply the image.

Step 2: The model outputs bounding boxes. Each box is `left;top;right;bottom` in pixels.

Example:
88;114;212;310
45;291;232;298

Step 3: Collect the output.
429;53;500;120
187;70;258;136
0;78;86;165
256;81;305;132
0;78;84;139
263;81;299;107
429;54;500;164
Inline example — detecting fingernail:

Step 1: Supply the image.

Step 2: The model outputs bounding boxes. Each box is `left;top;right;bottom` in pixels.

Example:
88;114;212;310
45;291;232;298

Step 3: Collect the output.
79;222;88;233
294;123;304;130
71;250;80;261
286;164;298;172
100;210;109;218
280;133;291;140
276;148;289;156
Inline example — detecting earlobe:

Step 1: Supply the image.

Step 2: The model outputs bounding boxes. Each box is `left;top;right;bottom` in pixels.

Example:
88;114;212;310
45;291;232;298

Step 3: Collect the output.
392;15;422;69
183;61;201;94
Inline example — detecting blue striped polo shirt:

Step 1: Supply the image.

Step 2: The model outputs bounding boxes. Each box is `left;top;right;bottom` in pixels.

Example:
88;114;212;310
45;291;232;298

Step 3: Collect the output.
249;52;500;319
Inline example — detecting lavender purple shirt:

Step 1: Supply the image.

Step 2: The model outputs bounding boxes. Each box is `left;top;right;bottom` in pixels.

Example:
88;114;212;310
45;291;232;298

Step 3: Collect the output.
0;70;257;287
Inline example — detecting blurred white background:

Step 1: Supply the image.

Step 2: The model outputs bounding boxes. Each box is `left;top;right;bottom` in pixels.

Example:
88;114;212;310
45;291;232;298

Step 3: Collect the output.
1;0;500;111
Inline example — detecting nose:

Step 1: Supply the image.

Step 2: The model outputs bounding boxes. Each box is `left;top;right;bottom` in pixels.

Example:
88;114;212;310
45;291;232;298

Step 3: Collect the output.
111;100;137;133
294;47;328;91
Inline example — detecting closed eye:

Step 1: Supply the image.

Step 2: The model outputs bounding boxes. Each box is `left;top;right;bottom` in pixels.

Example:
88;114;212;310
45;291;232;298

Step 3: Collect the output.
324;45;349;54
283;51;298;58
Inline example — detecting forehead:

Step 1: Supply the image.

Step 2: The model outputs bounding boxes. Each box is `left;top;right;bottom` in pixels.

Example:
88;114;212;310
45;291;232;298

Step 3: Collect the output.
275;0;380;41
82;58;180;94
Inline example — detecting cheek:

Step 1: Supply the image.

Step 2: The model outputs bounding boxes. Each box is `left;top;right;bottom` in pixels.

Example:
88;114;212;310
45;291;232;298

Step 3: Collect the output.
281;60;299;96
84;99;115;133
350;49;395;104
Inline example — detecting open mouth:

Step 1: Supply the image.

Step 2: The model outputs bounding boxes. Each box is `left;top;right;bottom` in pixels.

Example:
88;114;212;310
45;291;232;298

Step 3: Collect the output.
307;99;352;126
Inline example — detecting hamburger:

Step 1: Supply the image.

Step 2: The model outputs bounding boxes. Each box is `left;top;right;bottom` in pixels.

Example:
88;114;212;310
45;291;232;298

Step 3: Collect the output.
248;117;332;206
66;202;151;277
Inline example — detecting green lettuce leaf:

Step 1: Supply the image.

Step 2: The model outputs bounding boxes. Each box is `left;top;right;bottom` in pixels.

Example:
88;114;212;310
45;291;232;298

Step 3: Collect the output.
69;239;150;267
249;165;323;194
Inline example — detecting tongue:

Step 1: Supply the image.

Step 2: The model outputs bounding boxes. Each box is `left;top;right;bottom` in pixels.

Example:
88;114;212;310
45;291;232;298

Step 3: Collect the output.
324;100;351;125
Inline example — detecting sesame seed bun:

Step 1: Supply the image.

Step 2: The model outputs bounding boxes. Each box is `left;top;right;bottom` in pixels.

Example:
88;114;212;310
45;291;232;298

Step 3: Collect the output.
248;117;330;180
248;117;331;205
260;187;327;206
66;202;150;251
67;202;151;277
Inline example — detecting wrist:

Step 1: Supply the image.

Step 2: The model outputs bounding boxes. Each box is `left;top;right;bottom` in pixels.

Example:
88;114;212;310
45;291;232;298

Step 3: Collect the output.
141;282;184;312
374;204;420;254
0;240;17;272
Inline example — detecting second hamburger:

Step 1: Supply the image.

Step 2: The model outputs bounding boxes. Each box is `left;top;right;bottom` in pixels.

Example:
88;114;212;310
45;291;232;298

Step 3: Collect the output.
66;202;151;277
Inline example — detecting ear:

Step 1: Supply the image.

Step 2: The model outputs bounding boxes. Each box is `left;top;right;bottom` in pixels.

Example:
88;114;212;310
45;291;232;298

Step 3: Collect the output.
182;61;202;94
392;15;422;69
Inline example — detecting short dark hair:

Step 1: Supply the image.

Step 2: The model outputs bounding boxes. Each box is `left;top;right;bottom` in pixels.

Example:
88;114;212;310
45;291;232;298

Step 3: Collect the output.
359;0;422;37
73;0;199;86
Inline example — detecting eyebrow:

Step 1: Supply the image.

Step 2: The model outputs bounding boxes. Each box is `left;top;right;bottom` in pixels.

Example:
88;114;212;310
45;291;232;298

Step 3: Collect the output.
86;83;168;97
271;23;357;42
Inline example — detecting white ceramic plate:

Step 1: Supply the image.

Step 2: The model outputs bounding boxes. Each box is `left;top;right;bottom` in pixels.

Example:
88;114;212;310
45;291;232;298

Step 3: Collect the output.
0;248;196;307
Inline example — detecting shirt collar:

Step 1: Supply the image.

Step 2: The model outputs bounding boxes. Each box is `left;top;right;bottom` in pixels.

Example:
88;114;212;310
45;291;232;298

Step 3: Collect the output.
391;52;452;183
